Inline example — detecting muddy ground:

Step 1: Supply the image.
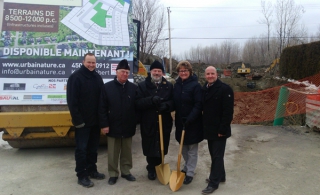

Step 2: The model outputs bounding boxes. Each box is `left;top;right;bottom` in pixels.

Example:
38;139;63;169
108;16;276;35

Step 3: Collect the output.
1;124;320;195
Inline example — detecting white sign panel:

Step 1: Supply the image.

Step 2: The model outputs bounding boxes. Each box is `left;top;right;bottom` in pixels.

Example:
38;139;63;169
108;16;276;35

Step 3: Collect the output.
0;0;134;105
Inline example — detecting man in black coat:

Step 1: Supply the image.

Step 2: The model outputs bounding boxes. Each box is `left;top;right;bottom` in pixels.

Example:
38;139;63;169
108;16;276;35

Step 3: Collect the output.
67;52;105;188
99;59;138;185
201;66;234;194
135;60;174;180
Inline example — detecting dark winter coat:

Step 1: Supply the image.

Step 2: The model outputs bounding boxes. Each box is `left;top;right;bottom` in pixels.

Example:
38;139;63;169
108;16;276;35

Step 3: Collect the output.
135;75;174;157
202;79;234;140
173;74;203;145
99;77;138;138
67;65;104;127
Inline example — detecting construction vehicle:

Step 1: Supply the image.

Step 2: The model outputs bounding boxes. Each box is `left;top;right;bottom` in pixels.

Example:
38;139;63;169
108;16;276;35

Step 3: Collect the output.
265;58;280;74
0;1;144;148
237;62;251;76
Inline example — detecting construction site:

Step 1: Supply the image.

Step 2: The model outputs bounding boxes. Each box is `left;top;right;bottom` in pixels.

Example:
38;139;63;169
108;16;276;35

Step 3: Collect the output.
0;0;320;194
181;61;320;127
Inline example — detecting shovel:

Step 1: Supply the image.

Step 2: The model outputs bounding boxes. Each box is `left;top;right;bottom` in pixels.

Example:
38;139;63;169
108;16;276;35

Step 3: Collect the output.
169;129;186;192
155;114;171;185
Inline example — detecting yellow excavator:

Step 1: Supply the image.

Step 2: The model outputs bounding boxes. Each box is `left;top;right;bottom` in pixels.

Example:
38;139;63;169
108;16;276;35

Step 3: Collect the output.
265;58;280;73
237;62;251;76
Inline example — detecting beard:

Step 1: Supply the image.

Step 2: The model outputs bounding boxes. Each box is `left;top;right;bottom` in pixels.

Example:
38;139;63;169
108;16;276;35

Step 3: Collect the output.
151;74;162;83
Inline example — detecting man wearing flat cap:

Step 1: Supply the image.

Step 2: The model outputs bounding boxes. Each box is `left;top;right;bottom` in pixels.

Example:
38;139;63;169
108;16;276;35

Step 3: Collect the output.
135;60;174;180
99;59;138;185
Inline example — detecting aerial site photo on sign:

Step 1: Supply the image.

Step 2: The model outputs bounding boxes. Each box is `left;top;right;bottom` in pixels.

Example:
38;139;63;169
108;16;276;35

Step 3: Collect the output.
0;0;134;105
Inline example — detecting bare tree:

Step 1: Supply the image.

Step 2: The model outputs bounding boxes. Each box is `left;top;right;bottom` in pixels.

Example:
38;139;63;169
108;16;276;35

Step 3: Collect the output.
309;25;320;42
219;40;241;65
242;38;259;66
172;54;181;62
133;0;166;63
290;23;308;45
153;39;168;60
317;25;320;39
259;0;273;52
202;46;211;64
242;36;281;67
252;0;305;66
274;0;304;55
182;41;241;66
207;44;221;65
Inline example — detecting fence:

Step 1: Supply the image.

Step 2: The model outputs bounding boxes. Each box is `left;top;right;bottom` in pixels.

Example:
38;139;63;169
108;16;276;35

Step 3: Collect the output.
233;72;320;128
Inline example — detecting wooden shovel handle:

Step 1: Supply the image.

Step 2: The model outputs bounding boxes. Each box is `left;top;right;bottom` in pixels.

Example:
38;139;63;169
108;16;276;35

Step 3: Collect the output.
177;130;185;172
158;114;165;164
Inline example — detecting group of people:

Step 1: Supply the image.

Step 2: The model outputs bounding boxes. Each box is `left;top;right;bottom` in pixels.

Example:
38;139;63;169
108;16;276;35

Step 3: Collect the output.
67;52;234;194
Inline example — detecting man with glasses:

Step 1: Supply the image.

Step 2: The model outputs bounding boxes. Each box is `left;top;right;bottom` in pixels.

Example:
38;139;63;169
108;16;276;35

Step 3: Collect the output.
99;59;138;185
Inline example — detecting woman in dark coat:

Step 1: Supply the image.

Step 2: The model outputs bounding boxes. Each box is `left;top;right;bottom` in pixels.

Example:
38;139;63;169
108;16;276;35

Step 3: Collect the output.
173;60;203;184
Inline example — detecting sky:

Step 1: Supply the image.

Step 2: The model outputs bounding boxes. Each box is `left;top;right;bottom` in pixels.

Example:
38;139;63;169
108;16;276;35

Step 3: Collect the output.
159;0;320;56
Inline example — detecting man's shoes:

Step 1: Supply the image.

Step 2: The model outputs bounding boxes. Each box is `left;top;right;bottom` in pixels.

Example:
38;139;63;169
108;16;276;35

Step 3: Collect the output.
202;186;217;194
89;172;105;180
183;175;193;184
148;172;156;180
108;177;118;185
206;178;226;183
121;174;136;181
78;177;94;188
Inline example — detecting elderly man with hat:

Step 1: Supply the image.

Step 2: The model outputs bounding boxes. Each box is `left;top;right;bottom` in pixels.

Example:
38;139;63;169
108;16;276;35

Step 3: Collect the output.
99;59;138;185
135;60;174;180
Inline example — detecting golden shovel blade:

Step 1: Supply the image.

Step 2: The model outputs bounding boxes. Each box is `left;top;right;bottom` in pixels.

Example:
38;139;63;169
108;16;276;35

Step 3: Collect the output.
169;170;185;192
155;163;171;185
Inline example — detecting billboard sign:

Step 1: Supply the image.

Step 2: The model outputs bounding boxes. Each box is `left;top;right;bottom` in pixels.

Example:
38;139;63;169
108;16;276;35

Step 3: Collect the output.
0;0;134;105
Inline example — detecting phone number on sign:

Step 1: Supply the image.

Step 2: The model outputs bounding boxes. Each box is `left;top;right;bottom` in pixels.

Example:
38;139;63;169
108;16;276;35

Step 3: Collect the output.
71;63;110;69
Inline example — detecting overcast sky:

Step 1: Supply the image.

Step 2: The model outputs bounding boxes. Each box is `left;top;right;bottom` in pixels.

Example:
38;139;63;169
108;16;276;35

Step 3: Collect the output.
160;0;320;56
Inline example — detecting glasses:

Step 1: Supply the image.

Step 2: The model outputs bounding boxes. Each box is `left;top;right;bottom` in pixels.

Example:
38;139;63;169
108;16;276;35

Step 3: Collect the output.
178;70;189;73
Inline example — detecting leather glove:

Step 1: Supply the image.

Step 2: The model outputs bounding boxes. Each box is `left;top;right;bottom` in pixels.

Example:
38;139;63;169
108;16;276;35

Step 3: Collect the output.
158;102;168;112
152;96;162;105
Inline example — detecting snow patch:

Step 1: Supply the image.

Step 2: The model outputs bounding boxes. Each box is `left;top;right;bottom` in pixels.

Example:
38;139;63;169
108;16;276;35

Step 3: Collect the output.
0;132;12;149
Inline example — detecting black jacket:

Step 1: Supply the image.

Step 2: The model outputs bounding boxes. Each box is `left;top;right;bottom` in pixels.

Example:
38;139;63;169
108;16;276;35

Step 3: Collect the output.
202;79;234;140
173;74;203;145
99;77;138;138
67;65;104;127
135;75;174;157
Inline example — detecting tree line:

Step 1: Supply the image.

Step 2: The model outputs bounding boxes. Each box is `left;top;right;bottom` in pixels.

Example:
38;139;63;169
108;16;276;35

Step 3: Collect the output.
133;0;320;68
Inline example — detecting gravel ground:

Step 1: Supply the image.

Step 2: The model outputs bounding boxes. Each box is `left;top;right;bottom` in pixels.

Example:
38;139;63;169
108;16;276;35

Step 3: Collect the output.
1;124;320;195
